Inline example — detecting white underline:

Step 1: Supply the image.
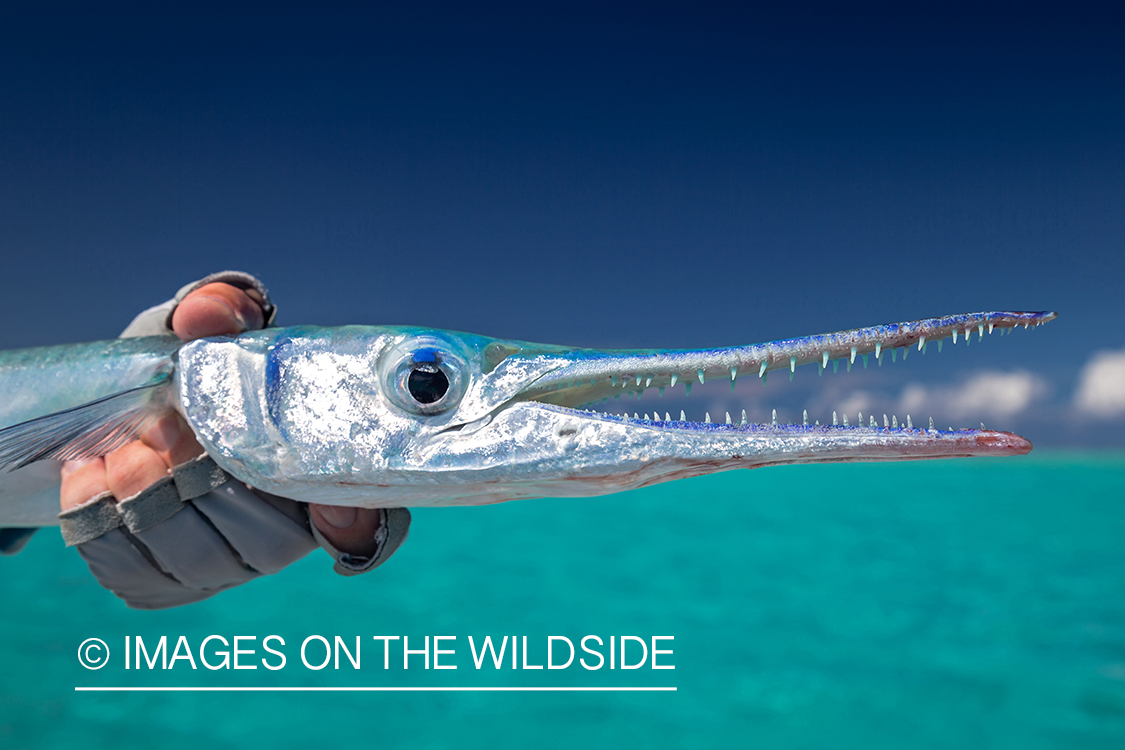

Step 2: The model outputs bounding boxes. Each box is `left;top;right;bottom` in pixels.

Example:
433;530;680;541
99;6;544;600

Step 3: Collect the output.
75;686;676;692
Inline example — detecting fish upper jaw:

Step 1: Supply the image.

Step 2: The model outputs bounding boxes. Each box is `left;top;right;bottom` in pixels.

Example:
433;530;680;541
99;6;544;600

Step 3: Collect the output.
513;310;1057;412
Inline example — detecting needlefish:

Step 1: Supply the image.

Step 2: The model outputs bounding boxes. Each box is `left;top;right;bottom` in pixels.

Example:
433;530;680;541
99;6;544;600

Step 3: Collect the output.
0;310;1056;526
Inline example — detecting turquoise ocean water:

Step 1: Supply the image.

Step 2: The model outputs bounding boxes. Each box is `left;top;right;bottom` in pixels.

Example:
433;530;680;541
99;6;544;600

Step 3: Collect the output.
2;454;1124;748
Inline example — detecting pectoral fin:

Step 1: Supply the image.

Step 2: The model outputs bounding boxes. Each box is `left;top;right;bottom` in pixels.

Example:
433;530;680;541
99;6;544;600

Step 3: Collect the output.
0;377;173;472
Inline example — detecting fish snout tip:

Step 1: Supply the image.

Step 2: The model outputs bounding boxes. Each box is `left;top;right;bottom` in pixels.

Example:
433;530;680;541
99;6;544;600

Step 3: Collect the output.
974;430;1033;456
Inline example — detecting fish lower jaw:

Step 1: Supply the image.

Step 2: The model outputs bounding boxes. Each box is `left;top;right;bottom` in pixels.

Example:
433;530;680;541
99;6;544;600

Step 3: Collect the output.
548;403;1004;438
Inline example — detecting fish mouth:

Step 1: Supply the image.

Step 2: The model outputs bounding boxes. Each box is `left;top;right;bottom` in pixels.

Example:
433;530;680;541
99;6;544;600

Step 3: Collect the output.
492;310;1056;464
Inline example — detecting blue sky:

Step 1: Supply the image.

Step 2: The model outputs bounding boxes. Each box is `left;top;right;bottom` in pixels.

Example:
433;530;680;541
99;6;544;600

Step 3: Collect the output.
0;3;1122;445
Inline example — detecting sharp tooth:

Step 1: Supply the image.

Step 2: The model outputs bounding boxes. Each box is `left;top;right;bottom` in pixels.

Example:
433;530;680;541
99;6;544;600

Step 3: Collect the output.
907;415;913;428
978;324;985;339
843;413;849;426
665;412;671;421
634;413;639;419
680;410;686;421
730;367;737;382
850;346;857;364
802;409;808;426
725;412;731;424
858;411;863;425
937;340;944;353
862;354;868;369
884;414;889;427
771;409;777;426
611;376;617;387
833;360;839;373
669;374;678;388
685;383;692;396
789;356;796;373
965;328;971;346
875;342;882;358
891;348;897;363
952;329;958;344
1024;323;1028;329
981;422;986;429
929;416;935;429
705;412;711;423
644;413;650;420
645;376;652;387
659;387;665;397
833;411;838;426
622;378;629;388
902;346;908;360
615;394;621;401
892;415;898;428
697;369;705;384
636;375;642;386
815;420;820;425
988;323;994;334
741;409;747;426
759;361;767;378
870;415;877;427
822;351;829;368
918;335;926;351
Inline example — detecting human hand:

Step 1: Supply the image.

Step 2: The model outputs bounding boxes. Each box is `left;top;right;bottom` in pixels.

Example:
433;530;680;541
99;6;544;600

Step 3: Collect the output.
59;281;397;607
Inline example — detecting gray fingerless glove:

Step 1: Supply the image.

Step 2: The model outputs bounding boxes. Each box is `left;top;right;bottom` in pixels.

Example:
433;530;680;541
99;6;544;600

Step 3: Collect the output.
119;269;278;337
60;456;319;609
61;454;411;609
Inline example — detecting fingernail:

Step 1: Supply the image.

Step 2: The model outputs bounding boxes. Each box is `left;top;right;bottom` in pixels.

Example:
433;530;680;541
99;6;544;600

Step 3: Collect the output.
144;418;183;452
209;295;250;332
315;505;357;529
61;458;101;478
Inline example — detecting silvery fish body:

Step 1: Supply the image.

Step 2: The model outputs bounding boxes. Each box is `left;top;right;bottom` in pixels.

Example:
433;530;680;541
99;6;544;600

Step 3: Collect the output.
0;311;1056;526
0;337;180;525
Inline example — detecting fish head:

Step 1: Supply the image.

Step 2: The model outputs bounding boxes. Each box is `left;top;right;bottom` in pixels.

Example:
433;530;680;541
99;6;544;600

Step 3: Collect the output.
177;312;1054;508
177;324;581;505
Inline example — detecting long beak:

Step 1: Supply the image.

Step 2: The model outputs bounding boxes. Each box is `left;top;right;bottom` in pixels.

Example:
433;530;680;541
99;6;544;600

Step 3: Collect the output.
499;310;1054;465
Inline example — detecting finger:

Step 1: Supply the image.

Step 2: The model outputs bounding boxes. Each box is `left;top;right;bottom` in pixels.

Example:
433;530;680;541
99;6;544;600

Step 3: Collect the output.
172;283;266;341
308;504;381;558
60;458;110;512
140;413;205;469
104;441;171;500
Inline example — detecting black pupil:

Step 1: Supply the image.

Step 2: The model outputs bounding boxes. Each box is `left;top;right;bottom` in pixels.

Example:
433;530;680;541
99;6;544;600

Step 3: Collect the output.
407;364;449;404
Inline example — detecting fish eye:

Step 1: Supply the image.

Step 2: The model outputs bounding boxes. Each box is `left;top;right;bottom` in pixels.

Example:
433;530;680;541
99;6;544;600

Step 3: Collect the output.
407;363;449;404
381;339;469;416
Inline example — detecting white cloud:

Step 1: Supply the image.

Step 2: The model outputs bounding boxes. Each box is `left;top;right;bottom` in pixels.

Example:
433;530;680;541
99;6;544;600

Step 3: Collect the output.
836;391;875;420
896;370;1048;422
1074;349;1125;418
